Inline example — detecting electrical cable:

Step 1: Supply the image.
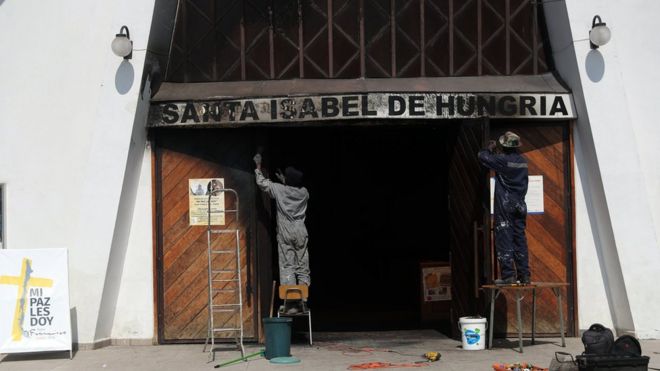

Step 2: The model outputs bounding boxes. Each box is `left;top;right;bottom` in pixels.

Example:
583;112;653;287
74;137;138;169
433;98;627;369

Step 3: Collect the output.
317;342;428;358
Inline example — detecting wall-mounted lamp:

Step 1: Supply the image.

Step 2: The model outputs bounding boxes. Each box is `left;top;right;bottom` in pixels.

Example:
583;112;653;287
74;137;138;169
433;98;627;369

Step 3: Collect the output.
111;26;133;59
589;15;611;49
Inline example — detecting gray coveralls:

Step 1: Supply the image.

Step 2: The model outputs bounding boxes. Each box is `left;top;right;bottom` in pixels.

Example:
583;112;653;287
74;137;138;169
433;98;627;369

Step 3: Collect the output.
255;169;311;286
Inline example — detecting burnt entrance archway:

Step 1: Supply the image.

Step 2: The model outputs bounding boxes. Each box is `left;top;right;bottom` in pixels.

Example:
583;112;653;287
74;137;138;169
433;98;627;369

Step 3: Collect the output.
152;119;575;342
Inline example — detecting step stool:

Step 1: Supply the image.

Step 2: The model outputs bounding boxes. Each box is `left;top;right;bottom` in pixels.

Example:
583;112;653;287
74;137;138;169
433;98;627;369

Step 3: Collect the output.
277;285;312;346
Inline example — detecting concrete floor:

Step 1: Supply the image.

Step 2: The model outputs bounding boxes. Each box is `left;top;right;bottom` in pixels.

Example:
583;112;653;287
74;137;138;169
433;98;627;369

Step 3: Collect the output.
0;331;658;370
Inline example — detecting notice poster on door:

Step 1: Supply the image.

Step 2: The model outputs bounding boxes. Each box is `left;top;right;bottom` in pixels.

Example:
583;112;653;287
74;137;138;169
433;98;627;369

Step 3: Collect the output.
525;176;544;214
490;175;544;214
0;248;72;354
422;266;451;301
189;178;226;226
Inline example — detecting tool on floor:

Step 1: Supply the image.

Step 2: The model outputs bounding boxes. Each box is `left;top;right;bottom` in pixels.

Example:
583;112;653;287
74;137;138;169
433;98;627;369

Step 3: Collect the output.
422;351;440;362
203;188;246;362
214;350;264;368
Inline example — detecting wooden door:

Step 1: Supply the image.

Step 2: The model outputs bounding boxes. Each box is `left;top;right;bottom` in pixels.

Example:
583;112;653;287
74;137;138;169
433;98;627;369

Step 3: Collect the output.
154;129;258;343
491;122;575;336
448;119;489;334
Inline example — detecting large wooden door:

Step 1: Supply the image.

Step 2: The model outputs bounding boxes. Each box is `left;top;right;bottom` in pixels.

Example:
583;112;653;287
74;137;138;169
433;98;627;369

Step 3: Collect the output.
448;121;575;337
448;119;490;333
491;122;575;336
155;129;258;343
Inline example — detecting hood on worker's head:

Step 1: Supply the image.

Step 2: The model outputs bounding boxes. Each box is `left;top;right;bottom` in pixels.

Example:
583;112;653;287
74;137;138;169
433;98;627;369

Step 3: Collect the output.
285;166;304;188
498;131;522;148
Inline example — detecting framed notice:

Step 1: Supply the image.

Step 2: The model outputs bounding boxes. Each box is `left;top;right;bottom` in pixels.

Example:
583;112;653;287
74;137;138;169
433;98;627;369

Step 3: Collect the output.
422;266;451;302
490;175;544;214
189;178;226;226
0;248;72;356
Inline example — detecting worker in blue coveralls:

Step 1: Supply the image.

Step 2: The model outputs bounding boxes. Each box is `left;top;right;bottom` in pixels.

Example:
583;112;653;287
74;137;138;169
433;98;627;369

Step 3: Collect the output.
253;153;310;289
478;131;530;285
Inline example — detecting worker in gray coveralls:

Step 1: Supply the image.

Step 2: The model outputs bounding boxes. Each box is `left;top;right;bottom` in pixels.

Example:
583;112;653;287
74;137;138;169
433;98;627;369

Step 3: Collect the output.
253;153;311;288
478;131;530;285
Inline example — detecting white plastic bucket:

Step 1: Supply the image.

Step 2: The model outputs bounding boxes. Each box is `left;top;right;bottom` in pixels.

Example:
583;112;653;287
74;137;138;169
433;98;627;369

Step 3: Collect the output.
458;316;488;350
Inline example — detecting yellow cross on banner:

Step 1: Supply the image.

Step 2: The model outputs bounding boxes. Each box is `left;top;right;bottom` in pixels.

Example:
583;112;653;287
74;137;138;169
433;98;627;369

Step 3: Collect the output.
0;258;53;341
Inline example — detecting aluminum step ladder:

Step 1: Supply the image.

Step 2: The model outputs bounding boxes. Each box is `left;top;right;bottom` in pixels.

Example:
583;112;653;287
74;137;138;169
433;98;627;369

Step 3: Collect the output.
203;187;245;362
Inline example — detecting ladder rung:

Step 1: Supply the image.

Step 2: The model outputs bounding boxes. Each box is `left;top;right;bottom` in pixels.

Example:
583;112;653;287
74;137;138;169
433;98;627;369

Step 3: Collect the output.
212;303;241;307
209;229;239;234
212;279;239;282
211;250;236;254
212;308;240;313
212;288;237;292
213;328;240;332
212;269;236;273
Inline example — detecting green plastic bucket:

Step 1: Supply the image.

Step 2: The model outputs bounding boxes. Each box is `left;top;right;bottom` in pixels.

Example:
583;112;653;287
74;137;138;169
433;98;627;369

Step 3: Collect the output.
263;317;292;360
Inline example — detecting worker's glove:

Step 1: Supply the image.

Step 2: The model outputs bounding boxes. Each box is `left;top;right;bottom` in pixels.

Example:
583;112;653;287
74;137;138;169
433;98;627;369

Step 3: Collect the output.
253;153;262;166
487;140;497;151
275;169;285;183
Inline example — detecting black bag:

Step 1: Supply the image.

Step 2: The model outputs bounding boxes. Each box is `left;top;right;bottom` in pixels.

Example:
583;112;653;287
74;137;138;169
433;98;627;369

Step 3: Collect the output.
581;323;614;355
576;354;649;371
612;335;642;356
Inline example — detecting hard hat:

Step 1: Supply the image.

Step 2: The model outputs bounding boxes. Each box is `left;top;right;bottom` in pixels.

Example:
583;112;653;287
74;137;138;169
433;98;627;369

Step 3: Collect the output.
285;167;304;187
498;131;522;148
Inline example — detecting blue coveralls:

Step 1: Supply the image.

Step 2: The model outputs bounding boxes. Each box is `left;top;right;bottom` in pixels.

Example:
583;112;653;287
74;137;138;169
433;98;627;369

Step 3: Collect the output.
478;148;530;280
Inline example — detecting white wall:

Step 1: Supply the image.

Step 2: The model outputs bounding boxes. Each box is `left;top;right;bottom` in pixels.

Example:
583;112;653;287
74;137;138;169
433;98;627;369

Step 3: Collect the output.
0;0;156;344
110;143;154;341
545;0;660;338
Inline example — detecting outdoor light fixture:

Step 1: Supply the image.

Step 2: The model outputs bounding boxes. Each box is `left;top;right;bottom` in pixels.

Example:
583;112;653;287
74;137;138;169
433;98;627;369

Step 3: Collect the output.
589;15;611;49
111;25;133;59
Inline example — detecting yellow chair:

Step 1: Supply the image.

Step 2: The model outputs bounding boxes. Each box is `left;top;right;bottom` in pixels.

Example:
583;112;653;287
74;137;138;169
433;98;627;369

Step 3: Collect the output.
277;285;312;345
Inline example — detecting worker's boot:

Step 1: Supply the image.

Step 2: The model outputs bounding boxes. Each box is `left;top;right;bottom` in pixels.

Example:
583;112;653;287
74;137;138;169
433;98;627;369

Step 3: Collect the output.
494;277;518;285
285;301;300;315
518;276;531;285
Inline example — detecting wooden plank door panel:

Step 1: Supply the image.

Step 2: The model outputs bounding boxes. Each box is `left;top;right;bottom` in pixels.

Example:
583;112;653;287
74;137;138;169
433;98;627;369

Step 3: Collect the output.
491;123;574;336
155;129;257;343
448;119;488;333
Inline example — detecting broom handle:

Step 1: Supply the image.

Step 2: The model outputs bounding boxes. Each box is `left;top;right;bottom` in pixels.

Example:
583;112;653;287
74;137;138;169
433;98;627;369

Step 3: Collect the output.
269;280;276;318
214;350;264;368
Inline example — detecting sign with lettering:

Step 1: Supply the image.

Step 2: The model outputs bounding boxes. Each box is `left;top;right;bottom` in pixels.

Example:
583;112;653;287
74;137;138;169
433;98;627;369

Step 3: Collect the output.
0;249;72;355
189;178;226;226
149;93;575;127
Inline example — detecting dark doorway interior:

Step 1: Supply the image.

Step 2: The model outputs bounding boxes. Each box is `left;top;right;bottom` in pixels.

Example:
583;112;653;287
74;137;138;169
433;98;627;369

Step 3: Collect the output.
266;123;458;331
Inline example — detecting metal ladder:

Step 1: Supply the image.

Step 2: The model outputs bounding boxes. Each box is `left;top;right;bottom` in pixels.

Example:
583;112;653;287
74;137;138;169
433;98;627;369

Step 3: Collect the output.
203;187;245;362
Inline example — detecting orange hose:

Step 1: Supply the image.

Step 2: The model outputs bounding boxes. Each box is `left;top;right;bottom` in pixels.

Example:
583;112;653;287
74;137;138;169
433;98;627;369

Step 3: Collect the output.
348;361;429;369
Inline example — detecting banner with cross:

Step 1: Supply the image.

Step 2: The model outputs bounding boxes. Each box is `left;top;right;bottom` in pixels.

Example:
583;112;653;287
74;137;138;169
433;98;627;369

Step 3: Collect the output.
0;248;72;355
